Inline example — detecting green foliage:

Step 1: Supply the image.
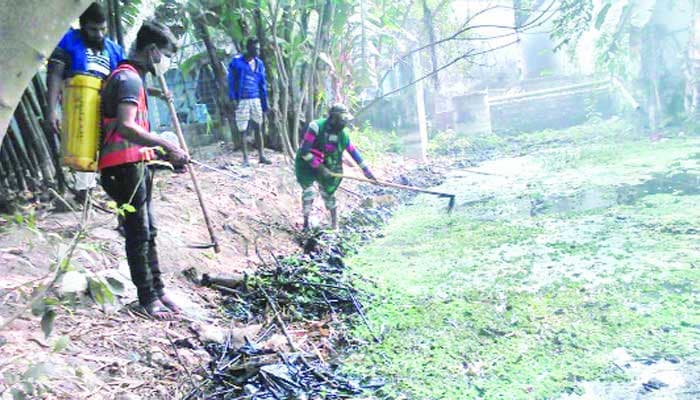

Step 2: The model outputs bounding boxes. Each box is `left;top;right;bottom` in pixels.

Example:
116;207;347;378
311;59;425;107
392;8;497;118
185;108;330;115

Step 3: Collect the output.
118;0;144;29
107;201;135;217
595;2;613;30
52;336;70;353
40;309;57;339
350;123;403;163
11;209;36;230
87;276;117;306
428;128;472;157
3;361;56;399
550;0;594;50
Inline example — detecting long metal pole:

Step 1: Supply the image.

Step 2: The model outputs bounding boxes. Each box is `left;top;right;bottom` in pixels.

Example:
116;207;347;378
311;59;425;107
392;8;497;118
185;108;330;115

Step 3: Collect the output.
156;72;221;253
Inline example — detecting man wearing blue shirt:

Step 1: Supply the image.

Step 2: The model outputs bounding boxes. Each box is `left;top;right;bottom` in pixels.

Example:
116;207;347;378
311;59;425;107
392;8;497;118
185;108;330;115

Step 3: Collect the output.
228;39;271;166
45;2;125;202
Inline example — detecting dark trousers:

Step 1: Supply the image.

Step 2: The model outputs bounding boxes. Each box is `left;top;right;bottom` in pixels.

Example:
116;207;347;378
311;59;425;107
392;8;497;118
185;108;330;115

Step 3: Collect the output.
101;163;163;305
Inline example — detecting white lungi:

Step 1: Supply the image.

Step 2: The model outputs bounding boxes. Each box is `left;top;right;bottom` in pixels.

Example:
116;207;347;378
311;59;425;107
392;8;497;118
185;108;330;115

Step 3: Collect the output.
235;98;263;132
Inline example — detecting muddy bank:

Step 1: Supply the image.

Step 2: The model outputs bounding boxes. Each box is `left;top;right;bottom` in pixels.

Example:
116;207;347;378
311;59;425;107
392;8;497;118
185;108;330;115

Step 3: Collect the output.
0;147;446;399
182;164;446;399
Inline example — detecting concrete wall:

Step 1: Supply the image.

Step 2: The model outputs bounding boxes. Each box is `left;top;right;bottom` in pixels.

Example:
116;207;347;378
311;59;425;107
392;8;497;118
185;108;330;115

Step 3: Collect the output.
489;83;613;135
433;78;614;136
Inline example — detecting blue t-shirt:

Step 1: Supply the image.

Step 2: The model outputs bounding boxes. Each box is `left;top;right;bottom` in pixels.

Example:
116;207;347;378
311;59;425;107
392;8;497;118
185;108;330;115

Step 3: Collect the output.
49;28;125;79
227;55;269;111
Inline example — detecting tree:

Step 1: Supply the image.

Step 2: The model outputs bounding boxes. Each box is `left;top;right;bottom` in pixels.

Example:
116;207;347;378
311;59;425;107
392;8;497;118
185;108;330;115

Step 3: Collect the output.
0;0;95;146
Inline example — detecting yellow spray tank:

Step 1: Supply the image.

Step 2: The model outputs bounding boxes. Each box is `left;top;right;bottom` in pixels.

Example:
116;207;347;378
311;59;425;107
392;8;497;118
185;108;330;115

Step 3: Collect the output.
61;74;102;171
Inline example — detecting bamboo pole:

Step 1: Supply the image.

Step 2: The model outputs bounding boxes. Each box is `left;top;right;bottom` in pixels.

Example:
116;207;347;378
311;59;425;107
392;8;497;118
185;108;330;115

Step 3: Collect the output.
18;98;53;186
26;80;44;117
9;118;41;189
330;172;455;198
0;159;8;193
155;72;220;253
7;124;39;181
32;75;48;116
8;127;39;192
0;144;18;190
0;145;9;187
3;133;27;192
33;73;66;192
25;98;56;183
22;95;55;175
106;0;116;42
10;114;41;177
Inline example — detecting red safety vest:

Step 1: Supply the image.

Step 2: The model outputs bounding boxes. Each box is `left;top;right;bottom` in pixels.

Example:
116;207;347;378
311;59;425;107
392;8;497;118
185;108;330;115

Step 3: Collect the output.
98;63;155;170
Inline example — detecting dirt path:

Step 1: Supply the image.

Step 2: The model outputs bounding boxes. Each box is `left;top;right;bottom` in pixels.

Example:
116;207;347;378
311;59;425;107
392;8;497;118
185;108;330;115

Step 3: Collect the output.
344;118;700;399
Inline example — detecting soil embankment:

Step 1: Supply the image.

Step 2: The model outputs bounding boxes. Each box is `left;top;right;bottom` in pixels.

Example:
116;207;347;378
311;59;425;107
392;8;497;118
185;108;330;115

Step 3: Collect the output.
0;147;444;399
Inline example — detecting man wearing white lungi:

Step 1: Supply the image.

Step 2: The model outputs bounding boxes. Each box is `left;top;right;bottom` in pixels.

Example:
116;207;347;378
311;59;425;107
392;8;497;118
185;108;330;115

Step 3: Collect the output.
228;39;271;166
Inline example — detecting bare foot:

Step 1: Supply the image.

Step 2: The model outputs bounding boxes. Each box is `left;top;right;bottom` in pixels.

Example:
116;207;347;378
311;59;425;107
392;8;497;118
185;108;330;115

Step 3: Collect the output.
159;293;182;313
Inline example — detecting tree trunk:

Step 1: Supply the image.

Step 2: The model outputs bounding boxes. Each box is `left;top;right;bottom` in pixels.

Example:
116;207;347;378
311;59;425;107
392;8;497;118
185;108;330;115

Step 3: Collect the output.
642;24;662;129
106;0;117;43
295;0;332;149
513;0;527;29
421;0;440;91
255;0;272;149
113;0;125;49
686;0;700;117
0;0;95;144
267;2;295;159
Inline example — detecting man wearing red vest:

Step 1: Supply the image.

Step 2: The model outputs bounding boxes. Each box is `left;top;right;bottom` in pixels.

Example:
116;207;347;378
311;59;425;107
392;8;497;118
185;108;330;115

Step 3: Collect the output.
99;21;188;320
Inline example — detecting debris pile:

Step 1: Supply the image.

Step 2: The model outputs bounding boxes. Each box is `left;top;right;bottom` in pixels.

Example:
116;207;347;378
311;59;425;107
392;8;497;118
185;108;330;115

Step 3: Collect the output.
186;339;374;399
188;228;388;398
182;165;447;399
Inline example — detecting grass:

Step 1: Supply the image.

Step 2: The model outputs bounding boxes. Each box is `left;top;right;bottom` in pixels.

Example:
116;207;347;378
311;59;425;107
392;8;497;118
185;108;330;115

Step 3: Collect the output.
343;118;700;399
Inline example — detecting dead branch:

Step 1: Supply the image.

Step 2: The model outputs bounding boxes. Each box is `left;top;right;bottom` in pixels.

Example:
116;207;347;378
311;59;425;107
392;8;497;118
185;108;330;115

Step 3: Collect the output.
376;0;557;88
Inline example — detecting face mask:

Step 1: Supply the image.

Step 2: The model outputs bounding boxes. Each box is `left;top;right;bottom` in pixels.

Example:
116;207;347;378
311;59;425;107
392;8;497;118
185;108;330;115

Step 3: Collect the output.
148;47;172;76
154;53;172;76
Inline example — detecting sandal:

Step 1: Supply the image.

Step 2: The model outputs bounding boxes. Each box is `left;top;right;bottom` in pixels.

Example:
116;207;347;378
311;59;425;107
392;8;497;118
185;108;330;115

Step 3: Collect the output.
136;299;179;321
159;293;182;313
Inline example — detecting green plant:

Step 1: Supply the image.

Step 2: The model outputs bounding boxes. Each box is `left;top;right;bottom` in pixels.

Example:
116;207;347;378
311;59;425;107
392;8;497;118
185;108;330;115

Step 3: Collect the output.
350;122;403;163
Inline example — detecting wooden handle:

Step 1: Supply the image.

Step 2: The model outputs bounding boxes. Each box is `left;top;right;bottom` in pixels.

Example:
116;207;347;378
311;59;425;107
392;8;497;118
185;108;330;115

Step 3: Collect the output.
156;73;220;253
